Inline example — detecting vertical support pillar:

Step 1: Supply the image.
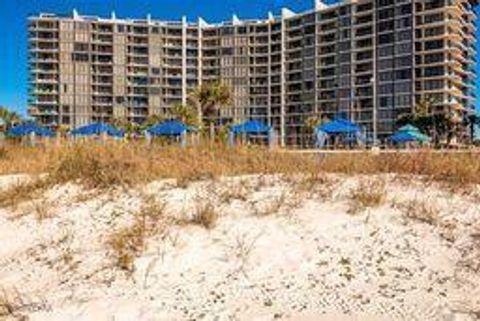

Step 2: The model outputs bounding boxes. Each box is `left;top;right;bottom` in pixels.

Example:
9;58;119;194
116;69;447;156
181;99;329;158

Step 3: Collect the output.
181;16;188;106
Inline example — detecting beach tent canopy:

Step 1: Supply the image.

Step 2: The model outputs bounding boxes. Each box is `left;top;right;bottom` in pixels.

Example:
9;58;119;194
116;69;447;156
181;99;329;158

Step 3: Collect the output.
146;120;195;136
390;124;431;143
315;118;361;134
70;122;124;137
314;118;364;148
229;120;275;147
230;120;272;135
6;123;54;138
397;124;421;132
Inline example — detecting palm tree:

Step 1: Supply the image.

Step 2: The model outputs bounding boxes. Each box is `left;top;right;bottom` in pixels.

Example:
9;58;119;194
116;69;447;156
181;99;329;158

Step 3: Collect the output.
467;112;480;144
111;117;141;136
0;106;22;129
413;97;434;118
189;82;232;140
142;114;165;130
169;103;199;128
303;114;326;147
397;96;463;146
413;97;438;142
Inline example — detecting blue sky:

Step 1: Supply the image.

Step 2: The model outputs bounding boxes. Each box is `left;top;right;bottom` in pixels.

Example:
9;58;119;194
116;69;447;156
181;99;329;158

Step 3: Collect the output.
0;0;477;115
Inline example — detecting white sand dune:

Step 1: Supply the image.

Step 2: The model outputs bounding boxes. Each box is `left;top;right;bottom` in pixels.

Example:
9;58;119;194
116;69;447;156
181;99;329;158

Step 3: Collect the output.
0;174;479;321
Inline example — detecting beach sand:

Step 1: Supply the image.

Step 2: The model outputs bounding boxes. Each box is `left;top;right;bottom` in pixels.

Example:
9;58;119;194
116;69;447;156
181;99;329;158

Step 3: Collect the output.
0;174;479;320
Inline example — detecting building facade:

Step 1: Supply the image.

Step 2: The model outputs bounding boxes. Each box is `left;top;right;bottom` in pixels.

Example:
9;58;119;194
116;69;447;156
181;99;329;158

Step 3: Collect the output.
28;0;477;146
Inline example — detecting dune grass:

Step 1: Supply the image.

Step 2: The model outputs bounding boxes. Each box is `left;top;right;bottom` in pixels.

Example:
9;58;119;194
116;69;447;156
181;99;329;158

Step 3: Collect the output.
348;179;386;214
0;142;478;210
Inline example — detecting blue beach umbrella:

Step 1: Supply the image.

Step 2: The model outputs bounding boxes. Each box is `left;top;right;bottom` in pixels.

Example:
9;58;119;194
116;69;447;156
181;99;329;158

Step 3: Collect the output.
230;120;272;135
316;118;360;134
390;124;431;143
70;122;124;137
146;120;194;136
229;120;273;147
6;123;54;138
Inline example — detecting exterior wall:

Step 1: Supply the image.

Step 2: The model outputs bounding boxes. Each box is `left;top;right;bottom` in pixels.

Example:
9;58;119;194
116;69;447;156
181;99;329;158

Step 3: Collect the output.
414;0;477;124
284;11;317;146
28;0;478;145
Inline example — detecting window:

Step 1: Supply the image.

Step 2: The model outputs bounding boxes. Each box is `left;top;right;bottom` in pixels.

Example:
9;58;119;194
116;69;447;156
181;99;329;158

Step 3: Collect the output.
395;81;411;93
380;96;394;108
396;3;411;15
395;69;411;80
74;42;89;52
221;48;233;55
424;53;443;64
396;31;411;42
425;40;443;50
379;83;394;94
424;66;444;77
379;71;393;81
395;56;412;68
378;21;394;33
72;53;89;62
378;46;394;57
395;94;411;106
378;33;394;45
338;53;350;63
339;64;351;74
395;43;412;55
424;80;443;90
378;58;393;69
396;17;411;29
378;8;394;20
424;26;444;37
237;26;247;34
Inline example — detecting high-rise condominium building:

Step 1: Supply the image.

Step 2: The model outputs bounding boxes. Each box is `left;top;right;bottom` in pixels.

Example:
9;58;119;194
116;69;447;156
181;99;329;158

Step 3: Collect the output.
28;0;477;146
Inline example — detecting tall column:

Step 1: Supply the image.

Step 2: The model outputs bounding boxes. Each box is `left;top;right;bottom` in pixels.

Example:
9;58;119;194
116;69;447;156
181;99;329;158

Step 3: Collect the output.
372;1;378;145
181;16;188;106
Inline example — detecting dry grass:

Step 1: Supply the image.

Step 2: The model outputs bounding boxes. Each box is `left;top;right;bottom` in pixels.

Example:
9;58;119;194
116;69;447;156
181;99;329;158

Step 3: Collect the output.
190;201;218;230
394;198;438;225
31;199;55;222
0;143;478;186
348;179;386;214
0;147;8;161
223;231;262;275
457;225;480;272
0;143;479;211
219;182;251;203
107;195;168;272
0;288;26;320
0;179;49;209
108;223;145;273
250;187;304;218
289;173;336;200
250;188;287;217
108;192;221;272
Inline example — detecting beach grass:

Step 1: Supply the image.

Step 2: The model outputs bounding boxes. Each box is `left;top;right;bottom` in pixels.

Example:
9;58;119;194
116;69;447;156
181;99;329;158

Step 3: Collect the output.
0;142;478;203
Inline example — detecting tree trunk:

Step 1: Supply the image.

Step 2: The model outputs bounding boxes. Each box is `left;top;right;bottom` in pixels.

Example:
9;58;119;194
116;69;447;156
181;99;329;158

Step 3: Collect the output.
470;120;475;144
